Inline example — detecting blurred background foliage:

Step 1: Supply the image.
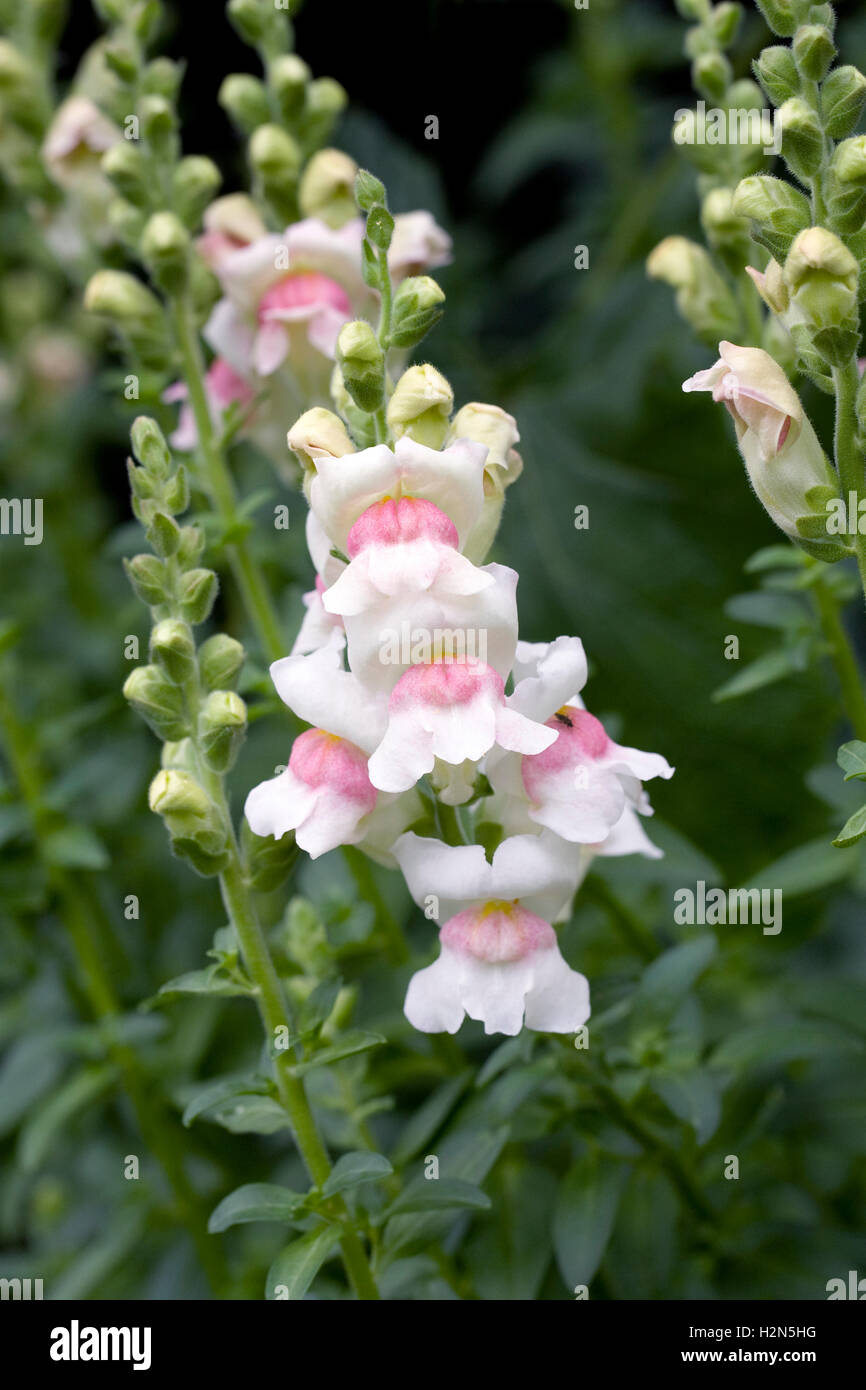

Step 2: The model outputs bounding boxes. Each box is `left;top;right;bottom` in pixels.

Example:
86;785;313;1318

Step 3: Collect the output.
1;0;864;1300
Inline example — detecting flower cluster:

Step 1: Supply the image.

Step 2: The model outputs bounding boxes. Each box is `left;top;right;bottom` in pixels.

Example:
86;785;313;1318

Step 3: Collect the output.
244;396;674;1037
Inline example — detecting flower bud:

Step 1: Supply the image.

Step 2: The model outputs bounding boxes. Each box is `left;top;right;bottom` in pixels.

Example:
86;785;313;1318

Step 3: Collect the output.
218;73;271;133
201;192;266;246
123;664;188;740
131;416;171;478
101;140;148;205
249;124;302;213
784;227;859;364
754;0;799;37
139;95;176;158
227;0;269;43
141;56;183;102
389;276;445;349
710;2;743;44
298;148;358;229
777;98;824;183
793;24;835;82
646;236;740;343
84;269;162;325
302;77;347;144
336;320;385;413
692;51;732;104
745;258;789;313
269;54;310;122
386;364;453;447
107;198;146;249
329;366;378;449
176;525;205;568
198;633;245;691
700;187;752;267
140;211;190;293
753;45;799;106
732;175;811;258
148;768;212;823
178;568;219;625
287;406;355;471
821;65;866;141
173;156;222;229
448;402;519;473
827;137;866;235
682;341;841;557
199;690;248;772
124;553;169;607
150;618;196;686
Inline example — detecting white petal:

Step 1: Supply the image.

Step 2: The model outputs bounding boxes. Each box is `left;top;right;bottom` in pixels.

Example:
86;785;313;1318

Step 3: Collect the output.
602;742;675;782
527;763;626;843
523;947;591;1032
404;947;468;1034
203;298;256;377
596;804;664;859
269;638;387;753
509;635;589;722
244;767;315;840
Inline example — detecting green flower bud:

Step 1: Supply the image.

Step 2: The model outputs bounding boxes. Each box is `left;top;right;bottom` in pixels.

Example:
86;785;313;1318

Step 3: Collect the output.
386;364;453;448
0;39;34;94
140;56;183;102
692;50;732;104
753;45;800;106
269;54;310;121
227;0;268;44
710;2;743;44
198;633;245;691
287;406;355;472
148;768;212;822
366;205;394;252
299;148;359;229
176;525;205;568
218;73;271;134
123;664;188;740
178;568;219;625
101;140;148;205
302;77;347;141
784;226;860;365
139;95;176;156
821;65;866;141
732;175;812;258
777;97;824;183
107;198;146;247
673;0;710;19
140;212;190;294
173;156;222;229
336;320;385;413
793;24;835;81
199;690;247;772
150;618;196;686
145;510;182;555
328;366;378;449
827;137;866;235
701;187;752;269
124;553;169;607
755;0;800;37
646;236;740;344
250;124;301;193
163;466;190;515
131;416;171;478
389;275;446;349
355;169;386;211
83;269;162;324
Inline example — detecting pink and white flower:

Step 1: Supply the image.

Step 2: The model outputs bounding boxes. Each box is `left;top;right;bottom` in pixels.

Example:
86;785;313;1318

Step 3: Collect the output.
165;358;256;451
245;727;378;858
395;832;589;1035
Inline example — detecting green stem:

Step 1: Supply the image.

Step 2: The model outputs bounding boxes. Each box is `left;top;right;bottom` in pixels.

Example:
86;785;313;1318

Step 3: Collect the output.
832;358;866;602
0;677;229;1296
812;574;866;739
170;299;287;665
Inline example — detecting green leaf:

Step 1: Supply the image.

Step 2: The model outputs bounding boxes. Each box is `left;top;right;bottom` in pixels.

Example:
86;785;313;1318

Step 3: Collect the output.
157;966;252;999
603;1168;678;1299
42;824;110;870
833;804;866;848
553;1151;629;1290
321;1151;393;1198
630;936;716;1031
390;1073;472;1166
740;836;857;897
712;645;808;702
16;1065;116;1173
651;1069;722;1144
208;1183;308;1233
266;1224;341;1300
710;1018;862;1070
0;1032;69;1137
383;1127;509;1258
292;1030;385;1075
465;1163;557;1301
204;1094;292;1135
182;1074;272;1128
386;1177;491;1216
837;740;866;781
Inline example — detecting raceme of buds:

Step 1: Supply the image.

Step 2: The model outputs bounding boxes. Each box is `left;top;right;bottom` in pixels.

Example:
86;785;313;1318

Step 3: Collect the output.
646;237;740;344
250;124;302;212
140;212;191;294
219;73;271;133
386;364;454;447
299;148;358;228
173;156;222;229
269;54;311;122
683;341;842;557
792;24;835;83
148;769;228;872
